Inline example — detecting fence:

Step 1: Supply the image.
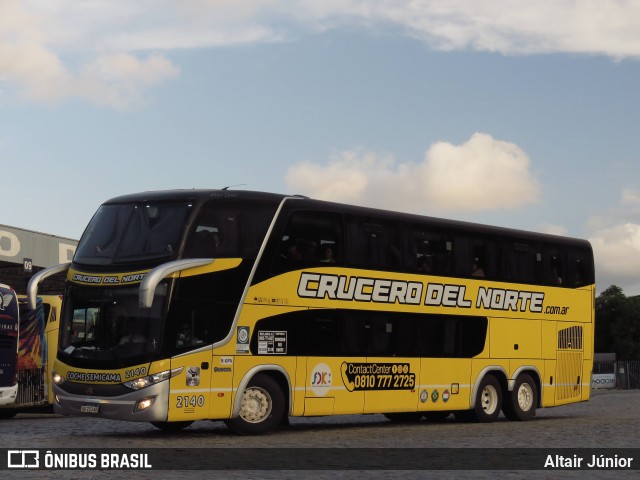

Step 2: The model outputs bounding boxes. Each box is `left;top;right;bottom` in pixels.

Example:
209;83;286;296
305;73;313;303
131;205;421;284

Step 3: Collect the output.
592;360;640;389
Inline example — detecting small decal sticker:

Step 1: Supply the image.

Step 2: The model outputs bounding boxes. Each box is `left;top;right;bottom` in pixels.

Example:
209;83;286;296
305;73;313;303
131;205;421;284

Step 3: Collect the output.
420;390;429;403
187;367;200;387
431;389;439;403
443;390;450;403
257;331;287;355
340;362;416;392
310;363;332;397
236;326;250;353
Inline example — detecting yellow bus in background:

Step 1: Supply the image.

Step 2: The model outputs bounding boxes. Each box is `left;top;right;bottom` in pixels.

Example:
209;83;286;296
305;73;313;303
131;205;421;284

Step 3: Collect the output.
28;190;594;433
0;294;62;418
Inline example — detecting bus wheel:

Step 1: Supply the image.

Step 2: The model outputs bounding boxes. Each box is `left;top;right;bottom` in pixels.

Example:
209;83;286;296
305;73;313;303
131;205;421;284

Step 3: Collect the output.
423;411;450;422
472;374;502;423
384;412;423;422
503;373;537;421
225;374;285;435
151;421;193;432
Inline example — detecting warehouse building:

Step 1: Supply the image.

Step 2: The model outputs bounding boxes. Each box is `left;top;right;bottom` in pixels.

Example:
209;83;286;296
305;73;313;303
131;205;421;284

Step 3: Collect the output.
0;224;78;294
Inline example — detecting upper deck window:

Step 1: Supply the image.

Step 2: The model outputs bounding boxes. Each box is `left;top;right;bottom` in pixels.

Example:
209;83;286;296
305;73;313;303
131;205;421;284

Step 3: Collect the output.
74;202;193;266
183;200;278;259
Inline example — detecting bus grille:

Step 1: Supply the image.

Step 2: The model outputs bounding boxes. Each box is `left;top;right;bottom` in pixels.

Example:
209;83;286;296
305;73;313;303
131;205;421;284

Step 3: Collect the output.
16;367;47;406
556;326;584;401
558;325;583;350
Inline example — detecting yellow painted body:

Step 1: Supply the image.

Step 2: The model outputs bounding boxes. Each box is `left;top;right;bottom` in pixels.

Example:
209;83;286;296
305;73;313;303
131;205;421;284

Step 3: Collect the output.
54;264;594;421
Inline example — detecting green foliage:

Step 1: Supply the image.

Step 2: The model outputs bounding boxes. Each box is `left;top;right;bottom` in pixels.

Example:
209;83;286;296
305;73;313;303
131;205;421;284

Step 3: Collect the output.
595;285;640;360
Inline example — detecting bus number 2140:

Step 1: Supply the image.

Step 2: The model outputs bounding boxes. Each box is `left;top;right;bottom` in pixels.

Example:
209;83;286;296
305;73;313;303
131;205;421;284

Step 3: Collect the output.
176;395;205;408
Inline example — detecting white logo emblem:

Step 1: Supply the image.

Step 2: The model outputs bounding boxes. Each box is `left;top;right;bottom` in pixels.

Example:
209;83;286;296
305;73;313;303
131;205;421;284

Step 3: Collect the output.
310;363;332;397
0;291;13;311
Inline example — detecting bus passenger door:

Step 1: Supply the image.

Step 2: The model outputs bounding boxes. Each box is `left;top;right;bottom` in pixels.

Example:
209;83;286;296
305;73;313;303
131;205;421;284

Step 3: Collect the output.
361;316;421;414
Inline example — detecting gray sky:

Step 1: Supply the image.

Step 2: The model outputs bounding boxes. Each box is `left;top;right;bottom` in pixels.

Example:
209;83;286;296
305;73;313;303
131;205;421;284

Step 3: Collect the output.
1;1;639;293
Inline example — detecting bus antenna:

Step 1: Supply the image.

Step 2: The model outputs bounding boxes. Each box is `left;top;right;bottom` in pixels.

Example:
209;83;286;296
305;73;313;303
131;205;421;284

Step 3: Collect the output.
222;184;247;190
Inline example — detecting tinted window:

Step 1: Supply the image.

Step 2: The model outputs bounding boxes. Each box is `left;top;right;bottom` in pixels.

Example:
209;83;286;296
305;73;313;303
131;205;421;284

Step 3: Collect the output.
346;217;402;271
412;230;452;275
251;309;487;358
184;200;277;259
75;203;192;265
272;211;343;273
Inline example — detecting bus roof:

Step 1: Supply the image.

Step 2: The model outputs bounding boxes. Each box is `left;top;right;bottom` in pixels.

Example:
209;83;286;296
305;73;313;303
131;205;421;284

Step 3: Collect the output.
101;189;591;250
103;189;290;205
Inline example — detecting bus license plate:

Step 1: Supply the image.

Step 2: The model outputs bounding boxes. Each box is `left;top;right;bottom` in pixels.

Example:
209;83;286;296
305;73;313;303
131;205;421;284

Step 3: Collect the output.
81;404;100;414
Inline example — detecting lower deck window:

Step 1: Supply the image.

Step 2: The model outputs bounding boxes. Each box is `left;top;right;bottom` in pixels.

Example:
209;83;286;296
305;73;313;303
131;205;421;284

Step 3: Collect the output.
251;310;487;358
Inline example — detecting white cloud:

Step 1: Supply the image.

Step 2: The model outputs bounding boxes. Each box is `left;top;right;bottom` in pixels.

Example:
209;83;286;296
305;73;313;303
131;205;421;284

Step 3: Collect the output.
591;223;640;277
0;1;179;109
3;1;640;108
282;1;640;58
589;188;640;293
286;132;539;214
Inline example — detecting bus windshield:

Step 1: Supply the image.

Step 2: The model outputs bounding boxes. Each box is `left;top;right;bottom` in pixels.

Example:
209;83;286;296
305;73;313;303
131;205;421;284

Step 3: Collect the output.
59;284;167;368
74;202;193;265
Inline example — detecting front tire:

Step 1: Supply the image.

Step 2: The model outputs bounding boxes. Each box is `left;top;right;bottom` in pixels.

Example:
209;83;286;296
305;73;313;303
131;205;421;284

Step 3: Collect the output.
225;373;285;435
503;373;537;421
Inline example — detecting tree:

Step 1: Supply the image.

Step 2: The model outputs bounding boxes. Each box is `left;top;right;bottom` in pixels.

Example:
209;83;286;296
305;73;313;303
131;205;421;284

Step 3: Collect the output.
595;285;640;360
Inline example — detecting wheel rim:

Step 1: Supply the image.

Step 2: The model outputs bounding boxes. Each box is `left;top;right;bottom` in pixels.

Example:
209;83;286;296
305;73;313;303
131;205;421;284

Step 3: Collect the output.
516;382;534;412
481;384;499;415
239;386;272;423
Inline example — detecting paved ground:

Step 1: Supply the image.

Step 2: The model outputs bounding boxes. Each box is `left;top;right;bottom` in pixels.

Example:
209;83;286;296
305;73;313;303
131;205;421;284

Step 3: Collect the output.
1;389;638;479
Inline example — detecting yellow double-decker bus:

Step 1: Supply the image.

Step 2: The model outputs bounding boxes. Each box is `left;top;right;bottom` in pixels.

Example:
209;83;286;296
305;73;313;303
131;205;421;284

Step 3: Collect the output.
28;190;594;433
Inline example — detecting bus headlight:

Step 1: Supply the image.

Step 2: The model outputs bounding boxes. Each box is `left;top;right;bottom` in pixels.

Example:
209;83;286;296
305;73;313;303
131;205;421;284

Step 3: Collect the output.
52;371;64;385
123;367;183;391
134;397;155;412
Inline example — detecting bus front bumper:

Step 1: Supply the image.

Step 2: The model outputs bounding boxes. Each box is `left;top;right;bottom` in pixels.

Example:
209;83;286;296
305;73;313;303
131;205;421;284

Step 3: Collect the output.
52;381;170;422
0;384;18;406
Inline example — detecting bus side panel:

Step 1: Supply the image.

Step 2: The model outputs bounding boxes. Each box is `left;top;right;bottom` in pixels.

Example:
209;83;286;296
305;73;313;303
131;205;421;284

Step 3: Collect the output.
305;357;365;416
293;358;306;416
209;354;234;419
581;321;594;402
362;357;420;414
419;358;472;411
542;360;557;407
581;358;592;401
489;318;541;359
